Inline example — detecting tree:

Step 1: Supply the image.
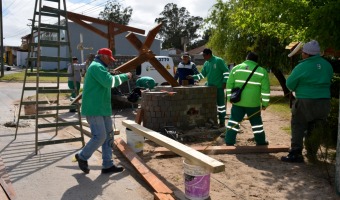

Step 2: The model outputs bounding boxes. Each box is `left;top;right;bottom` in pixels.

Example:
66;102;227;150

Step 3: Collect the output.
187;29;211;51
205;0;335;95
155;3;203;50
99;0;133;25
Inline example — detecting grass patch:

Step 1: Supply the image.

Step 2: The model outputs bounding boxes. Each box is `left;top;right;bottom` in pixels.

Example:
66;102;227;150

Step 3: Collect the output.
268;73;280;86
0;70;68;83
266;95;291;119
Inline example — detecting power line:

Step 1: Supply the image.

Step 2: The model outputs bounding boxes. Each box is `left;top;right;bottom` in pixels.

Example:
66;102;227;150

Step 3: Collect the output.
2;0;19;17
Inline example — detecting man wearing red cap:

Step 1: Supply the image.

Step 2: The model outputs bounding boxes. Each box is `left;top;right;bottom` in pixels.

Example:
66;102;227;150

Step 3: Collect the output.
75;48;132;174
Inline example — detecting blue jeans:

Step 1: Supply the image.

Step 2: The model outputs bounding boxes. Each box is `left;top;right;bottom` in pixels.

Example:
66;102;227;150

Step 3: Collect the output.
78;116;114;169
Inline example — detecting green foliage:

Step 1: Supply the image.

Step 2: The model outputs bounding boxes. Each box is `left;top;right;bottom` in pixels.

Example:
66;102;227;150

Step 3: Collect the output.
205;0;340;71
331;75;340;98
303;98;339;162
328;98;339;147
155;3;203;50
187;29;211;50
306;0;340;50
99;0;133;25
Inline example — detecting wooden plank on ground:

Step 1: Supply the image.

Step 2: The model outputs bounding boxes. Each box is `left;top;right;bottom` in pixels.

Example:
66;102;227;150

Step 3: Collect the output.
122;120;225;173
114;138;173;195
153;145;289;156
154;192;175;200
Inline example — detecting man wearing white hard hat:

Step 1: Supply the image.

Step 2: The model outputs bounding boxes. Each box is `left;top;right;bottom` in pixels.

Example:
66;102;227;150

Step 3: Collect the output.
281;40;333;163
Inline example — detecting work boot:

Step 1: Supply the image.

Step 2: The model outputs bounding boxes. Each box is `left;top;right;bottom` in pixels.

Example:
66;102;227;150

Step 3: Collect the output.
281;150;304;163
75;154;90;174
101;165;124;174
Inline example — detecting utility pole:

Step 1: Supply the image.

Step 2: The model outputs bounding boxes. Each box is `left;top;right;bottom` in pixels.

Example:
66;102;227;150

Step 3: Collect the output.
0;0;4;77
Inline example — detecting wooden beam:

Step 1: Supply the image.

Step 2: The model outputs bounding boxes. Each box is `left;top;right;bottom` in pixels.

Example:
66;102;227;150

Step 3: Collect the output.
148;56;179;87
122;120;225;173
114;54;149;72
125;33;179;87
114;138;173;194
153;145;290;156
135;109;144;124
154;192;175;200
69;17;107;39
144;23;162;49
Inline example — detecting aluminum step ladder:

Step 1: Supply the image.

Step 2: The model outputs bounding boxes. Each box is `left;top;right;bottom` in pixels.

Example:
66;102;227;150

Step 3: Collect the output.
15;0;85;154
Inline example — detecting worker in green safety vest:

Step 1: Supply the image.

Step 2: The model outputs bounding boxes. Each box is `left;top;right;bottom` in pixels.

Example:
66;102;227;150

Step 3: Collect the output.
225;52;270;146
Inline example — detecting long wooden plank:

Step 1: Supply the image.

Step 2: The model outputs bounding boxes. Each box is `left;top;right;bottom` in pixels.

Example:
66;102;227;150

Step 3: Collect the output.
122;120;225;173
153;145;290;156
154;192;175;200
114;138;173;194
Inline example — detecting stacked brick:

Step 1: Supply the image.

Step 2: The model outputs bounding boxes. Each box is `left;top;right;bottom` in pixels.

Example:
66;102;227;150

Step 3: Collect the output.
141;86;217;132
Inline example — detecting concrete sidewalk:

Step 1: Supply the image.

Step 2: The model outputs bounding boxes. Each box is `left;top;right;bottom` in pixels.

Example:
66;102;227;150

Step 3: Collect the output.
0;82;153;200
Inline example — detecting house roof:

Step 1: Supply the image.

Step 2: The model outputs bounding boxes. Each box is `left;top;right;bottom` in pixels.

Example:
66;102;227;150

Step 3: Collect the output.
188;45;206;55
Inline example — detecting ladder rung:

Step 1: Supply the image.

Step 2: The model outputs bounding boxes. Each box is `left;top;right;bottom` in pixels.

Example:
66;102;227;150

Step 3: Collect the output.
21;100;50;105
19;113;57;119
41;6;66;15
26;72;71;77
36;11;58;18
37;137;84;146
38;105;76;111
37;89;73;93
32;27;60;33
39;23;67;30
24;86;59;90
28;56;70;62
37;121;80;128
40;40;70;47
44;0;60;3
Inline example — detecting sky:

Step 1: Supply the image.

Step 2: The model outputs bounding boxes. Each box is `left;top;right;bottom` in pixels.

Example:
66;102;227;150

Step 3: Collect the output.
2;0;217;46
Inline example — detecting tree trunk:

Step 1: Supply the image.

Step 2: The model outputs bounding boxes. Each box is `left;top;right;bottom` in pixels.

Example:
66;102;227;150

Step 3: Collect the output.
336;88;340;196
271;68;290;97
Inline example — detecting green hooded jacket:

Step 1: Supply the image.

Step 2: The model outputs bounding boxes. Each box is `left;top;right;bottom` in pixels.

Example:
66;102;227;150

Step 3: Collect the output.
193;55;229;88
286;55;333;99
81;59;128;116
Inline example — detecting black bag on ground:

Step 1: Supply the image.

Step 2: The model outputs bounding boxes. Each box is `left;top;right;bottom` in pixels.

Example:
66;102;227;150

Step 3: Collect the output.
230;87;242;103
127;87;142;103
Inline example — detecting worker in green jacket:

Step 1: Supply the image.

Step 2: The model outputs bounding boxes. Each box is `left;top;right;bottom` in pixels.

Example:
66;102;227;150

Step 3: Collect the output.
225;52;270;146
136;76;156;90
281;40;333;163
75;48;132;174
187;48;229;127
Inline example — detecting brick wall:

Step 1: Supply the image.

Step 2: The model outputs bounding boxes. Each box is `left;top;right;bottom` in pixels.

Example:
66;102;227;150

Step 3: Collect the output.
141;86;217;131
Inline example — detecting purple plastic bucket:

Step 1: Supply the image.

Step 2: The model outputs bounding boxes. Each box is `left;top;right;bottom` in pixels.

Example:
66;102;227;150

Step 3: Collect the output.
183;159;210;200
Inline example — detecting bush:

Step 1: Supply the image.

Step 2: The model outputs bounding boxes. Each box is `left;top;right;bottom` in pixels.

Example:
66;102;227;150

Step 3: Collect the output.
331;75;340;99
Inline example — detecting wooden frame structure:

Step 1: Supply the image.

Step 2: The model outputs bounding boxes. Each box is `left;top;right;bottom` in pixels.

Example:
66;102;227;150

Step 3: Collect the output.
71;23;180;104
43;6;145;53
